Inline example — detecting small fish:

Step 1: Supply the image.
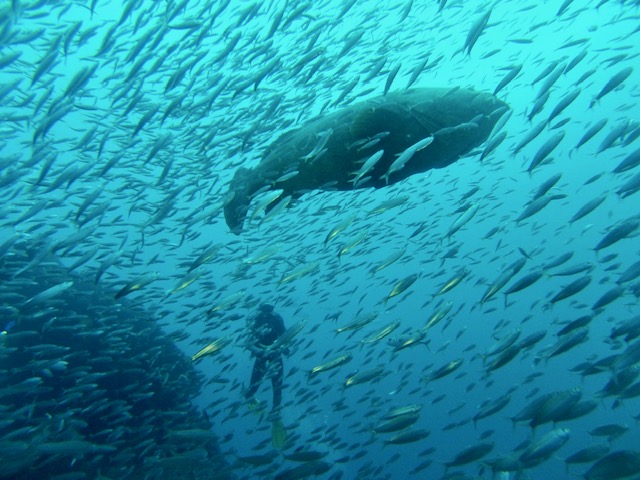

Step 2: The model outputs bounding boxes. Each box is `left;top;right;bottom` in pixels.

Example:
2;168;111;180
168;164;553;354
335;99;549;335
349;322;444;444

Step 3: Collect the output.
188;243;223;272
115;272;159;299
494;65;522;95
546;329;589;359
612;146;640;174
590;66;633;107
423;301;453;331
550;262;594;277
35;440;116;455
237;451;279;466
301;128;333;161
480;131;507;161
575;119;607;150
250;189;284;223
405;57;428;90
384;273;419;304
528;91;549;122
373;411;420;433
598;121;633;154
480;258;526;304
595;216;640;251
368;249;405;276
550;275;591;304
383;62;401;96
547;88;580;124
208;291;245;314
380;136;434;184
527;132;565;174
504;271;544;296
543;252;574;270
382;404;422;419
24;281;74;307
383;428;430;445
519;330;547;350
274;171;299;185
617;171;640;198
445;203;479;239
435;268;470;296
445;441;494;467
485;344;520;372
283;450;328;462
592;285;625;311
588;423;629;440
168;269;205;295
529;388;582;428
168;20;203;30
270;319;307;352
275;460;331;480
261;195;291;225
192;337;231;362
535;62;566;101
563;443;610;465
344;366;385;387
278;261;319;285
309;353;352;377
336;312;378;333
388;332;427;352
473;394;511;425
463;8;491;56
583;450;640;480
324;215;356;246
569;196;606;223
361;320;400;344
518;428;570;466
368;196;410;216
424;358;463;382
350;149;384;187
244;243;283;264
618;260;640;285
512;121;546;156
337;230;367;259
557;316;593;336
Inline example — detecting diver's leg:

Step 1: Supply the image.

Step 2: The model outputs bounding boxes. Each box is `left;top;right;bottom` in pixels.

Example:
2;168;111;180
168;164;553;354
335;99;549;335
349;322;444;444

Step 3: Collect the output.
246;358;266;399
271;356;283;410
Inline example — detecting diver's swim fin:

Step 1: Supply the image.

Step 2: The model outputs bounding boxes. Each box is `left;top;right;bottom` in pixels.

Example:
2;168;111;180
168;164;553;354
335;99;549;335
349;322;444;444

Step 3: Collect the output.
271;418;287;449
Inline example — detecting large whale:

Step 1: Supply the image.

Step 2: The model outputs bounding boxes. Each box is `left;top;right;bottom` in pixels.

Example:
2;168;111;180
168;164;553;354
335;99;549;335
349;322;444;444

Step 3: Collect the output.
223;87;508;233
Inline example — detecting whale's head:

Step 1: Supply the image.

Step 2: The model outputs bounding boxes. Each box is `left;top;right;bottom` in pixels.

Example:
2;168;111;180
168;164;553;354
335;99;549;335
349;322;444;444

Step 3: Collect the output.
223;167;254;234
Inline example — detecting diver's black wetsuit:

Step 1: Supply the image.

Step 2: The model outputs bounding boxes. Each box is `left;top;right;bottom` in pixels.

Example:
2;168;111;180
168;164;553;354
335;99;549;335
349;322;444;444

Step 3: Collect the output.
245;305;285;410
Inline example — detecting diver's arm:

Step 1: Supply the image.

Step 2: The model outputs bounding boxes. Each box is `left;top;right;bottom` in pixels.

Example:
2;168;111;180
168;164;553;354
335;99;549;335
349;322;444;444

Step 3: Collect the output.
273;314;290;355
247;315;268;356
273;314;285;337
249;343;270;359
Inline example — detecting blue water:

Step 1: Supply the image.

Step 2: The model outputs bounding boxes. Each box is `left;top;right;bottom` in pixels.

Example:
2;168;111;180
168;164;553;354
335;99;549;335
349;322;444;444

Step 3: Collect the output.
1;0;639;479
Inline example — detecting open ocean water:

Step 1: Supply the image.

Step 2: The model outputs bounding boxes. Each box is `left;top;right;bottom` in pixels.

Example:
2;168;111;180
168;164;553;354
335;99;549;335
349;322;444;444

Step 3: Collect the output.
1;0;640;479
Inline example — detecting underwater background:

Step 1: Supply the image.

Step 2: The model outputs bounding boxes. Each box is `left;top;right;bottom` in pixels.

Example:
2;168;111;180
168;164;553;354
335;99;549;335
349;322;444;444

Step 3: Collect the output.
1;0;640;479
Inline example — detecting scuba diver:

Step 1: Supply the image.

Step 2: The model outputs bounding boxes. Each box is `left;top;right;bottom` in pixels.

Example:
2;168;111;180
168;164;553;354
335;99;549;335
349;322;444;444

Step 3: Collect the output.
245;303;285;414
